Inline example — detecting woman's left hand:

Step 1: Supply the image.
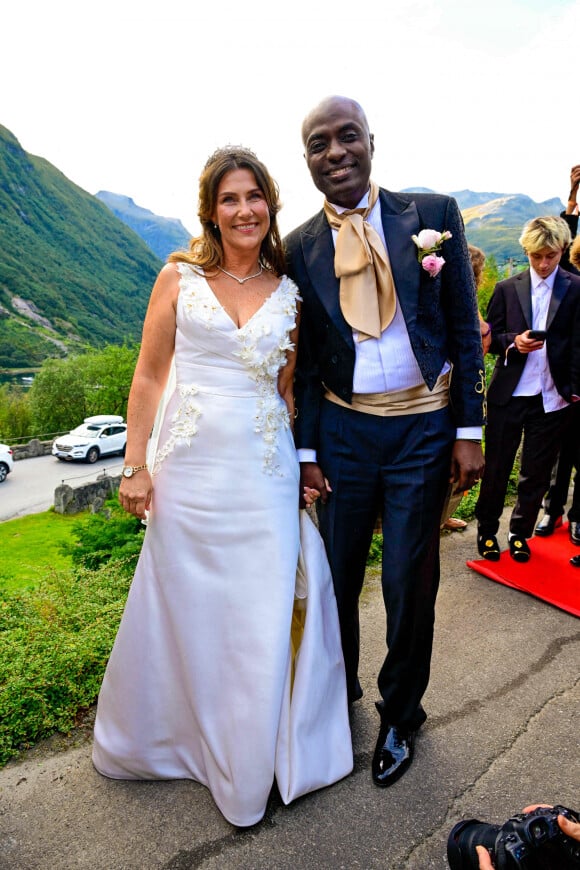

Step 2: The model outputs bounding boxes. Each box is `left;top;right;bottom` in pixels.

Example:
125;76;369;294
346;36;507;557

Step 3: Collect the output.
303;486;321;507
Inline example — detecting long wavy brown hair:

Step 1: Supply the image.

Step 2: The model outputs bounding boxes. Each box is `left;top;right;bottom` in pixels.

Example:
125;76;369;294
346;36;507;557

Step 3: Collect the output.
168;146;285;276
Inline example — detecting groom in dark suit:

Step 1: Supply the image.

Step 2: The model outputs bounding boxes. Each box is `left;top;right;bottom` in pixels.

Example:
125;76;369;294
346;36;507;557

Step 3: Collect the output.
285;96;485;787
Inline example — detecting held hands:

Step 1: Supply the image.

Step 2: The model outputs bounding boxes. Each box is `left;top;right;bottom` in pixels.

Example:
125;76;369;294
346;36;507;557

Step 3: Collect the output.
449;440;485;494
119;471;152;520
300;462;332;508
514;331;545;354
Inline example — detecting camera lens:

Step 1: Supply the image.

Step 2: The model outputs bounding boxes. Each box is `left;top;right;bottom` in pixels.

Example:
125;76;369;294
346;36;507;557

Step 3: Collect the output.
447;820;501;869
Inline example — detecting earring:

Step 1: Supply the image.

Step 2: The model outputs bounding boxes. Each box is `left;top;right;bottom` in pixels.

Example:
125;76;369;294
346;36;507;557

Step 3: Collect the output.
213;223;218;230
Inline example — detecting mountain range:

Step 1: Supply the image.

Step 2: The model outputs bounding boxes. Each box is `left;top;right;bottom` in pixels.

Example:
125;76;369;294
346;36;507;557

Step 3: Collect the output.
404;188;565;264
96;191;192;261
0;124;568;370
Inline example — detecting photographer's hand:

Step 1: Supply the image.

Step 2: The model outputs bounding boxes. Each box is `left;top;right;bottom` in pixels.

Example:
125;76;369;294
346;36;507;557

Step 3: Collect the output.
475;804;580;868
522;804;580;842
476;845;494;869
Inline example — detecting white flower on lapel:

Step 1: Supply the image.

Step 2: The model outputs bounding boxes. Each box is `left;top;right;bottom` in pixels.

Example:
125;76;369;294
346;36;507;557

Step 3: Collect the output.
412;229;452;278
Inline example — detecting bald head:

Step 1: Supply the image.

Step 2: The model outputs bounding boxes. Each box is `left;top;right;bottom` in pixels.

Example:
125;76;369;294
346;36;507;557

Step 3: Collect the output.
301;95;371;145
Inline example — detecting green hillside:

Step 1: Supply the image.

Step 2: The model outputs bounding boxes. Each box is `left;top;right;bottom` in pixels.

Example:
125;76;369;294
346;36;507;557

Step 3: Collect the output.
0;125;162;368
404;188;566;267
461;194;565;267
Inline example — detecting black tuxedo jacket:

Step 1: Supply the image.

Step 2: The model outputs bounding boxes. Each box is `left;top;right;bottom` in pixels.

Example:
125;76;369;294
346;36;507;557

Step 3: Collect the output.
486;266;580;406
284;188;485;451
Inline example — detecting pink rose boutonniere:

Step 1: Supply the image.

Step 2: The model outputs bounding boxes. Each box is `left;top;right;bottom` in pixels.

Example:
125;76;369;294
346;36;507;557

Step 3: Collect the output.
412;228;452;278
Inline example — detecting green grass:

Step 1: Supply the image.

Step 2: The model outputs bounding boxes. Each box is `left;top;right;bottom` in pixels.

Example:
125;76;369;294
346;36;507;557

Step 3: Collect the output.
0;558;133;765
0;511;79;592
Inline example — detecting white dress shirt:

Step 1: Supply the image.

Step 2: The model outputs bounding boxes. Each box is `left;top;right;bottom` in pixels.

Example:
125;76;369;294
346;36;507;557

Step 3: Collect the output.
298;190;482;462
512;267;568;413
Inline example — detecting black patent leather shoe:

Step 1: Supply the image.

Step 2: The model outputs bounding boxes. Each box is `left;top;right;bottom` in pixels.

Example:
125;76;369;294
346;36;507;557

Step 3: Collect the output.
477;533;501;561
508;534;531;562
569;522;580;546
535;514;562;537
372;712;415;787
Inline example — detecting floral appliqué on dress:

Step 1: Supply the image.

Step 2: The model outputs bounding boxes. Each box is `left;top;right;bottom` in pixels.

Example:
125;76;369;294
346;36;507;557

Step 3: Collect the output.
153;266;299;476
235;286;298;475
152;383;202;475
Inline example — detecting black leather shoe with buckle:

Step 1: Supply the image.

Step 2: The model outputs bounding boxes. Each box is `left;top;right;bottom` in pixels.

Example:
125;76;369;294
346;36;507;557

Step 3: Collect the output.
477;533;501;561
372;710;415;788
508;534;531;562
569;521;580;546
534;514;562;537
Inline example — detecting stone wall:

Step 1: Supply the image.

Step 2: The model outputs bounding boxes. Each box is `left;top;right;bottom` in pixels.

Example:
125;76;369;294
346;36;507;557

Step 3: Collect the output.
54;473;122;515
12;439;54;459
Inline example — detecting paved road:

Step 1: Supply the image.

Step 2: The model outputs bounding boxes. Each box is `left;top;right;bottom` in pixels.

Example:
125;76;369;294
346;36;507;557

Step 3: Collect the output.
0;454;125;522
0;512;578;869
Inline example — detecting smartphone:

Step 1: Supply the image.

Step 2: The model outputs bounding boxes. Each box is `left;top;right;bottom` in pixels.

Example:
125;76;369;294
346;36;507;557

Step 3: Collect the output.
528;329;547;341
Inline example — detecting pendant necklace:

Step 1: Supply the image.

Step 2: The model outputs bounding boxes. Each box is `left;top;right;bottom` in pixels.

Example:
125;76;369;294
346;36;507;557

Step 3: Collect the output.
218;263;263;284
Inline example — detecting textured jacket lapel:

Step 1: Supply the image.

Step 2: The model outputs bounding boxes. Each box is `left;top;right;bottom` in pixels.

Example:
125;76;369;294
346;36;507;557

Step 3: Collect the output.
547;266;570;328
301;210;354;349
515;270;533;326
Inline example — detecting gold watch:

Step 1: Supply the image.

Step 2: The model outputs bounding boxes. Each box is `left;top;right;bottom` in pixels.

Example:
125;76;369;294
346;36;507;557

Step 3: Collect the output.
122;464;148;478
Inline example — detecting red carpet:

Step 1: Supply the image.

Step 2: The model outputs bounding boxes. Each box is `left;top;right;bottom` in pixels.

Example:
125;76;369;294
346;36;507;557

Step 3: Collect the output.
467;522;580;618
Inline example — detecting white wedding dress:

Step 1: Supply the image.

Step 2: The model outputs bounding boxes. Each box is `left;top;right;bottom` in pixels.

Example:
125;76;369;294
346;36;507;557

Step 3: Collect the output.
92;264;353;826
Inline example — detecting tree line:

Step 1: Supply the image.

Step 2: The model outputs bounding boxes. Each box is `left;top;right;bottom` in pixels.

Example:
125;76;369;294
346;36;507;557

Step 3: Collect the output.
0;344;139;443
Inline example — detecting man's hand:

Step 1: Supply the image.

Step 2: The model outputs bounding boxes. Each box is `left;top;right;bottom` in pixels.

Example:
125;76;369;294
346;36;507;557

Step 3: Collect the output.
300;462;331;508
449;440;484;494
514;331;545;354
570;164;580;196
567;165;580;214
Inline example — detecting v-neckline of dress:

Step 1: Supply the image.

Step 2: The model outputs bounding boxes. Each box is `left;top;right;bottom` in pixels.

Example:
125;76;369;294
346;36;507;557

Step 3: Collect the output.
203;275;284;332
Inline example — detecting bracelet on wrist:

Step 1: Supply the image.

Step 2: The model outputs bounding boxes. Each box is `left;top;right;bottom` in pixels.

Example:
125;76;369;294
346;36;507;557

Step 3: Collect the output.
480;323;491;338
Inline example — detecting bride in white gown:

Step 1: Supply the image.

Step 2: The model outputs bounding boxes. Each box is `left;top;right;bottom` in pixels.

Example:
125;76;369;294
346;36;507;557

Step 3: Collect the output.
92;147;352;827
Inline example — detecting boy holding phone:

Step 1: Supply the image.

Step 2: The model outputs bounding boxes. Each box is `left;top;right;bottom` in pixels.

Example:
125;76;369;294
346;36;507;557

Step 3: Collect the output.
475;216;580;562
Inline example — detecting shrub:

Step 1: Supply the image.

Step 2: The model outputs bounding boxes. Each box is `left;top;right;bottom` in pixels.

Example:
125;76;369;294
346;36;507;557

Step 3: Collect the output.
0;559;133;765
367;534;383;566
62;496;145;570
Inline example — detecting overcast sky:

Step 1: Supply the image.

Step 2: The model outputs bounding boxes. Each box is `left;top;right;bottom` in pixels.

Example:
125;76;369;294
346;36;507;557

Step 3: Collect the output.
2;0;578;238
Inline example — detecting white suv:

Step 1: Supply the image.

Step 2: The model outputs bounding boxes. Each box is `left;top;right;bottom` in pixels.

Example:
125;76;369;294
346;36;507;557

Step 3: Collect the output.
0;443;14;482
52;415;127;463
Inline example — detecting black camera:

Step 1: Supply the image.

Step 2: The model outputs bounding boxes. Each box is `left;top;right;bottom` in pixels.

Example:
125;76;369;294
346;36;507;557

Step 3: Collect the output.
447;804;580;869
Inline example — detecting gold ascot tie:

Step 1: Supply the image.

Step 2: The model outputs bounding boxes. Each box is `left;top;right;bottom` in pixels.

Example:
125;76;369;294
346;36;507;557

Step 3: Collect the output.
323;181;397;341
